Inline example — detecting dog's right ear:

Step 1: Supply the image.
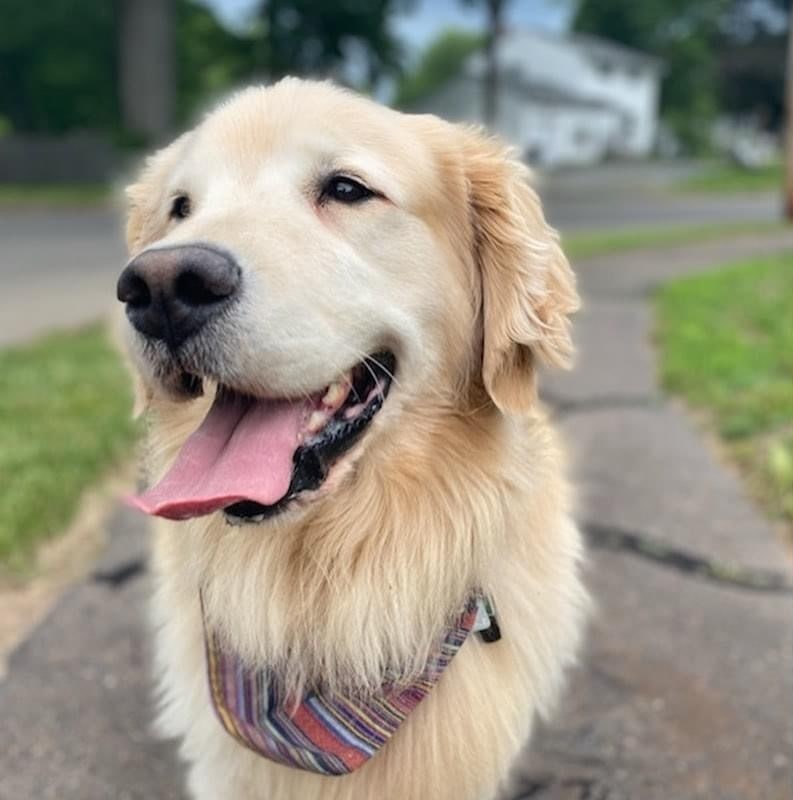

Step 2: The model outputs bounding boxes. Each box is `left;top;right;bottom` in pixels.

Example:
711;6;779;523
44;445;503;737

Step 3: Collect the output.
458;128;579;414
125;133;191;255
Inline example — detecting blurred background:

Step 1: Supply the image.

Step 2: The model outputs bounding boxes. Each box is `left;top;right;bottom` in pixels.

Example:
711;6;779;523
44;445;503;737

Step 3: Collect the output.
1;2;792;799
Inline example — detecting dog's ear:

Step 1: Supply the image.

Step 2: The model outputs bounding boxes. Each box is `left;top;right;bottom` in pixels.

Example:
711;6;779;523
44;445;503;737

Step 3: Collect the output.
125;133;190;255
461;129;579;414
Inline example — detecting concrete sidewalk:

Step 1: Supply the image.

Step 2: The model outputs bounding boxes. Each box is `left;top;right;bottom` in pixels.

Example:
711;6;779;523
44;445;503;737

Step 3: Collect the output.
512;232;793;799
1;233;792;799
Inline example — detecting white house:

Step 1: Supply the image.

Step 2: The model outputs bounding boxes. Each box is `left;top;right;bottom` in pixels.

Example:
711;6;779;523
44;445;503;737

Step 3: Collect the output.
414;30;663;168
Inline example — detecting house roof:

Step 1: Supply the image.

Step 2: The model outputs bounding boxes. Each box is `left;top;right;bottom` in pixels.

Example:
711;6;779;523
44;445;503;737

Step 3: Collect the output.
466;29;664;82
414;28;661;116
490;66;616;111
570;33;665;73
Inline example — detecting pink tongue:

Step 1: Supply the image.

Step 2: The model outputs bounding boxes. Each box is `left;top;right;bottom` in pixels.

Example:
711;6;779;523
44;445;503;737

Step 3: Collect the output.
130;394;309;520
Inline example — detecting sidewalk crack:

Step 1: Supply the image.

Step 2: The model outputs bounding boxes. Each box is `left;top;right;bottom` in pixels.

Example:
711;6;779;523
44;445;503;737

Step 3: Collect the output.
585;522;793;595
543;393;662;418
93;559;145;588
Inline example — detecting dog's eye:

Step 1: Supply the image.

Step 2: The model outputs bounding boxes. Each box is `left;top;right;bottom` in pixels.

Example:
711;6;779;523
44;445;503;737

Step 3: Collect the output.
322;176;374;204
170;194;191;220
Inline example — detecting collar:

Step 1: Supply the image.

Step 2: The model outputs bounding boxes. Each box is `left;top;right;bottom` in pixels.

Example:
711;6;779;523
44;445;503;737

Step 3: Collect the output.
203;593;499;775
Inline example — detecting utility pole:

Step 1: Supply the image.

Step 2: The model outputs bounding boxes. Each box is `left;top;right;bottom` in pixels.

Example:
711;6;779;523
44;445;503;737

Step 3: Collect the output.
483;0;504;125
785;3;793;219
119;0;176;143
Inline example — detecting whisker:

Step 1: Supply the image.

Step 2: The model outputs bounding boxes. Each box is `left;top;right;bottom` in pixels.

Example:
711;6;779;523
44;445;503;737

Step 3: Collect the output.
365;354;400;388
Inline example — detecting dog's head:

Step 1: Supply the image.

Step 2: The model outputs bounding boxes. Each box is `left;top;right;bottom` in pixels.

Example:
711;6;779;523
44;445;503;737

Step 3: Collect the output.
119;79;578;525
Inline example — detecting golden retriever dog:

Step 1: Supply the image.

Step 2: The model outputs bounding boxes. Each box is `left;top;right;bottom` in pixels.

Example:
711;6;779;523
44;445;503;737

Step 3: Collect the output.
117;78;587;800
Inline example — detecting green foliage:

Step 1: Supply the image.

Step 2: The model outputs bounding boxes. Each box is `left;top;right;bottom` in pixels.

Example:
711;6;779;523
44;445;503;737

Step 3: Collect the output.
656;253;793;528
0;184;109;206
0;0;119;133
177;1;258;122
679;160;783;193
768;440;793;518
718;31;786;130
0;326;137;571
573;0;728;152
395;29;484;108
0;0;412;134
714;0;789;131
573;0;790;148
255;0;413;85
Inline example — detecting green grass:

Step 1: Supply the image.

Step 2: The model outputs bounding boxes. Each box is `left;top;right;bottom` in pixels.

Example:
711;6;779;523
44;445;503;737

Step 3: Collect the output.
0;325;136;572
0;183;110;207
564;220;787;261
678;161;782;194
656;253;793;527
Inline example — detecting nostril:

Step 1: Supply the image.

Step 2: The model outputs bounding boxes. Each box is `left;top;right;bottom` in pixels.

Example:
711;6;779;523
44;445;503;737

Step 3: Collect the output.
117;269;151;308
117;246;240;344
175;269;227;306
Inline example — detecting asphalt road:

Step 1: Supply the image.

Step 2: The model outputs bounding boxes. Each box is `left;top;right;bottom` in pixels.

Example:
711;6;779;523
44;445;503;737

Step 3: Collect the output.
0;163;785;346
540;163;782;231
0;208;126;346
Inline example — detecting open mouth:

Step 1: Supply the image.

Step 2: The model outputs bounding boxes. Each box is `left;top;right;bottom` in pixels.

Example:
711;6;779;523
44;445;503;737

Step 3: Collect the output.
130;351;396;523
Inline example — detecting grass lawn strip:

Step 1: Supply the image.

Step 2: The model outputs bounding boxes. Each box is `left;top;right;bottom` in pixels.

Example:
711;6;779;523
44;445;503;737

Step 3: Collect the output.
678;160;782;194
0;183;110;207
0;325;136;572
564;220;786;261
656;252;793;533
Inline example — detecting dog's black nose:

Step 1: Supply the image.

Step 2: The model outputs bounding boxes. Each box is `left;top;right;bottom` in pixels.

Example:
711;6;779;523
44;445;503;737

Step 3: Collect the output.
117;245;241;347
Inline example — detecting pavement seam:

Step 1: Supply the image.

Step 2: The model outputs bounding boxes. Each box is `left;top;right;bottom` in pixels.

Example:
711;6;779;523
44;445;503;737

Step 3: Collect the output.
93;559;146;589
585;521;793;596
544;393;662;418
513;774;608;800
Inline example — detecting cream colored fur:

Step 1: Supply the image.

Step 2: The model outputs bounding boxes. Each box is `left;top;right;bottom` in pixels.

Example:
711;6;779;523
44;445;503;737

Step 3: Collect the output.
122;78;588;800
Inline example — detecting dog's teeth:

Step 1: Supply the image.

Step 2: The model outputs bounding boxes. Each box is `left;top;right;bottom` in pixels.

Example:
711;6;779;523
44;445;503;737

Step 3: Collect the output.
344;403;365;420
307;410;328;432
322;381;348;408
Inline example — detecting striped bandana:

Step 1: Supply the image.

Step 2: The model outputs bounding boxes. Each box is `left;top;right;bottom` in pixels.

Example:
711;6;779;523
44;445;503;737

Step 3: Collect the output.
203;595;492;775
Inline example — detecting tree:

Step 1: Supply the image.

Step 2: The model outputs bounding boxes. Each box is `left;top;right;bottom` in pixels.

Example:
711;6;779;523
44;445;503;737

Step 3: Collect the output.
786;6;793;218
0;0;255;136
394;29;484;108
460;0;510;123
0;0;416;137
119;0;177;142
717;31;786;130
573;0;791;150
716;0;790;130
254;0;413;87
176;2;258;123
0;0;118;133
